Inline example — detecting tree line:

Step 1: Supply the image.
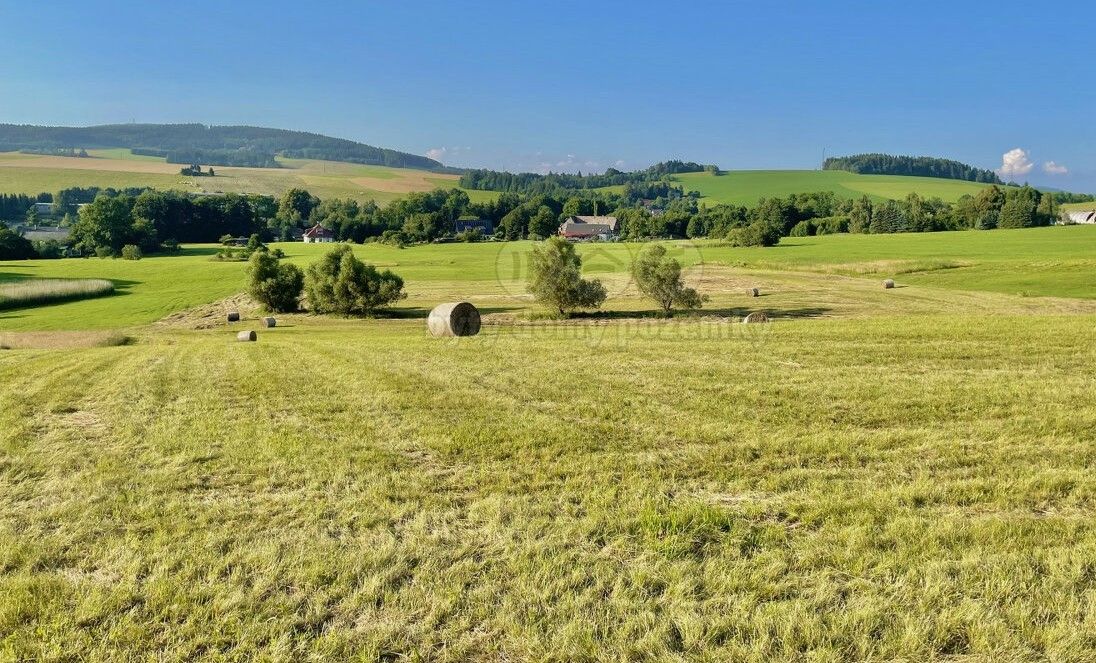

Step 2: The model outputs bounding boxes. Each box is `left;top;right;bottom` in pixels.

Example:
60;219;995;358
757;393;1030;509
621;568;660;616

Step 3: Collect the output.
134;148;277;168
824;154;1002;184
0;179;1074;262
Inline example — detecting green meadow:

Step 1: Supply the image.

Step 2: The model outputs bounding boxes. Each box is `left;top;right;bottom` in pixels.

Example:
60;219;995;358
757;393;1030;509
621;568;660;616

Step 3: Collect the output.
675;170;993;206
2;226;1095;659
2;226;1093;332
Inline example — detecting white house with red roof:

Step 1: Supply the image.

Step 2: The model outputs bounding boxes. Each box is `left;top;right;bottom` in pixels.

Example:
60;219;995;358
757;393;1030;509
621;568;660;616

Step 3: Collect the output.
302;224;336;243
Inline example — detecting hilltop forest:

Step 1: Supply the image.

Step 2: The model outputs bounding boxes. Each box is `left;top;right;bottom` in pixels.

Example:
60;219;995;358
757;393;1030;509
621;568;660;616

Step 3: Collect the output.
824;154;1003;183
0;123;443;170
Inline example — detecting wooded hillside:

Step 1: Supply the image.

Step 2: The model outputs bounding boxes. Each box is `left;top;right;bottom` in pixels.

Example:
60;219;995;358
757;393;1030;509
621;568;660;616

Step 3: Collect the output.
0;123;442;170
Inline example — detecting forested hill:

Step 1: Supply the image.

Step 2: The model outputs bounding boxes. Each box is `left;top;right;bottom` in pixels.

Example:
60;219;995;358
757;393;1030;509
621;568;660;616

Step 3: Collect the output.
0;123;442;170
824;154;1002;184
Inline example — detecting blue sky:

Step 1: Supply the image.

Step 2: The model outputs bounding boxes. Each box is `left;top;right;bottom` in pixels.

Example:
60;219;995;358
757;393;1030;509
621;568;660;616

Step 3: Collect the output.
1;1;1093;189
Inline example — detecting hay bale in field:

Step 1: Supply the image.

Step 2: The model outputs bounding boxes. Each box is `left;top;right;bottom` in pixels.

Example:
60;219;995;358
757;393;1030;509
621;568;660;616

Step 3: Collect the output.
236;330;257;342
742;311;769;324
261;317;277;328
746;287;760;297
227;311;240;322
883;279;895;289
428;301;481;337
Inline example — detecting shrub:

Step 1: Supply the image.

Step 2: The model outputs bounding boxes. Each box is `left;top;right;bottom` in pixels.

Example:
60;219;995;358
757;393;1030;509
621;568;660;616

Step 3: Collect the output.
95;246;115;259
455;228;485;243
814;215;850;235
631;243;705;315
0;226;35;260
379;230;407;248
526;236;607;316
248;250;304;313
213;247;246;262
121;244;142;260
726;222;781;247
305;244;405;315
33;239;63;259
160;238;180;254
789;220;814;237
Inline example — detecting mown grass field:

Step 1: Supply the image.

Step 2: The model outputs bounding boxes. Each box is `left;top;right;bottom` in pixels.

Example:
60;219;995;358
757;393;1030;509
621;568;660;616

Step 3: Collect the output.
0;151;496;206
2;226;1095;660
674;170;993;206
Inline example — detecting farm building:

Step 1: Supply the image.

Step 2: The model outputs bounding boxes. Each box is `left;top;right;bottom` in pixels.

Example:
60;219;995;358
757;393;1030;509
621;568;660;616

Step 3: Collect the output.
455;216;494;235
33;202;54;215
21;226;70;242
303;224;336;243
1066;210;1096;224
559;215;619;241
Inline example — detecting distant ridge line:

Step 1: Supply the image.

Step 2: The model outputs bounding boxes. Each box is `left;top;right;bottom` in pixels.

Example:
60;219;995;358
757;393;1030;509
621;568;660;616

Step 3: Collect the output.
0;122;446;171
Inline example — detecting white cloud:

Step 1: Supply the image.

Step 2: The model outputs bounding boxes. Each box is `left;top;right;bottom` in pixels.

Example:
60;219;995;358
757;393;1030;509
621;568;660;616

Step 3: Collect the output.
518;152;625;175
1043;161;1069;175
997;148;1034;181
424;146;470;164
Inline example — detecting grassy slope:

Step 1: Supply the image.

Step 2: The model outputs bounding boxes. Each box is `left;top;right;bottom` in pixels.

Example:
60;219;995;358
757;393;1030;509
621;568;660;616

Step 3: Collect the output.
0;151;496;206
2;311;1095;659
675;170;992;205
1;226;1093;332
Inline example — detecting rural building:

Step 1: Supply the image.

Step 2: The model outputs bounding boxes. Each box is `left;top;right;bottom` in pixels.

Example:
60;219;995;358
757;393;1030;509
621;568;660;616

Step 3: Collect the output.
640;200;665;217
33;202;54;215
1066;210;1096;224
559;215;619;241
302;224;336;243
21;226;70;242
455;216;494;235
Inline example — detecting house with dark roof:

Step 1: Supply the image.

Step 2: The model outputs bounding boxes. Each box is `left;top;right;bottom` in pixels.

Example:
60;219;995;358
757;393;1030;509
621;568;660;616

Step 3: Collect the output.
302;224;336;243
455;216;494;235
558;215;619;241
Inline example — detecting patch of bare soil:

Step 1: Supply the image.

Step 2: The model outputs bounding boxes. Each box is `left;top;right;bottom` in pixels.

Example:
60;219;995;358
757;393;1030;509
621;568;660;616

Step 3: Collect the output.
155;293;260;330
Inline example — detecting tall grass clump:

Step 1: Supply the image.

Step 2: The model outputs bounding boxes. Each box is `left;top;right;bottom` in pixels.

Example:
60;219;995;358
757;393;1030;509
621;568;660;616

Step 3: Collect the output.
0;279;115;310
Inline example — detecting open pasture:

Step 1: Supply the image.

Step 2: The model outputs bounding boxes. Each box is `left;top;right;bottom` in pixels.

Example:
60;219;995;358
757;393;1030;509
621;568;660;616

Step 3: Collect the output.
675;170;993;206
1;225;1095;660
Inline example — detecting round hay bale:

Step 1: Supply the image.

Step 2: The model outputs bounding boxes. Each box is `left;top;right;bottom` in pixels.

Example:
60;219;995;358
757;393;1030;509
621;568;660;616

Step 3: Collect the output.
742;311;769;324
428;301;481;337
746;287;760;297
236;330;257;342
883;279;895;289
227;311;240;322
261;317;277;328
